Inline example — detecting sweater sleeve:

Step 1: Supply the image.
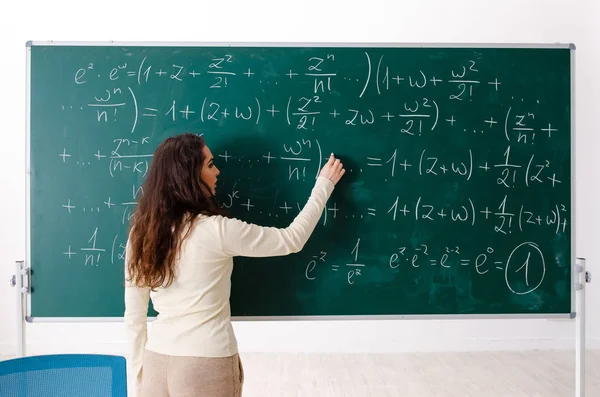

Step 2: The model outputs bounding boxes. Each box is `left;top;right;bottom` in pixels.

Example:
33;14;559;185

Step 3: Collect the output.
213;176;335;257
123;240;150;397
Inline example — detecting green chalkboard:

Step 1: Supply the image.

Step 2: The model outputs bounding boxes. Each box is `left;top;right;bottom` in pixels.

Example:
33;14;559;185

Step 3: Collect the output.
26;42;574;320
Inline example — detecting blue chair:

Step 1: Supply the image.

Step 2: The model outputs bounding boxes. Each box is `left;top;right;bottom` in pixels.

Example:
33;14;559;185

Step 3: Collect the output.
0;354;127;397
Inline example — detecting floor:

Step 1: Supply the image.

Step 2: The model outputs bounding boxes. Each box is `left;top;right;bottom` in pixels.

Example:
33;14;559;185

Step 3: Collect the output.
239;350;599;397
2;350;599;396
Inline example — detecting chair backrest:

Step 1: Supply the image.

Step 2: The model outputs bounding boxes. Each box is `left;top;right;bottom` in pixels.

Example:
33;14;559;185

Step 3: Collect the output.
0;354;127;397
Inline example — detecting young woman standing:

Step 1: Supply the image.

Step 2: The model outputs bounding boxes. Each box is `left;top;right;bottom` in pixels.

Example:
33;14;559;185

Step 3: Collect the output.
124;133;345;397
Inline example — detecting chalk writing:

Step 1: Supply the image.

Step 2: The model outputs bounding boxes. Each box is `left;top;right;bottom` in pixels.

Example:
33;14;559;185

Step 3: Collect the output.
47;46;570;306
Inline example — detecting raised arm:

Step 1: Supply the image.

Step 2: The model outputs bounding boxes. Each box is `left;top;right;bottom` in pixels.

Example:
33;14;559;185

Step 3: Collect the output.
213;153;345;257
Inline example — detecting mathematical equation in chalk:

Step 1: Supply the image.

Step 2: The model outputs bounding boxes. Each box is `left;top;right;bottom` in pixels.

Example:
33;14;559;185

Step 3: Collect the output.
59;177;568;236
61;93;559;145
63;222;548;296
304;240;547;295
72;54;498;98
383;195;568;235
51;50;570;294
304;238;365;285
363;145;562;188
57;136;564;191
61;227;127;268
64;52;560;145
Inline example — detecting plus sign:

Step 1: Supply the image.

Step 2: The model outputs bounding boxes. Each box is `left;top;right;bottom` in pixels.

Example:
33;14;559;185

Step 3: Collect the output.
221;108;229;118
262;152;274;164
542;123;558;137
267;105;280;117
381;112;395;121
94;150;106;160
488;78;501;91
287;70;298;79
484;117;497;127
155;70;166;76
241;199;254;211
218;151;231;162
104;197;114;209
328;202;339;218
179;105;195;120
329;109;339;118
244;68;254;77
446;116;456;126
279;202;292;214
189;70;200;77
62;199;75;213
400;205;409;216
437;209;447;218
479;162;490;171
480;207;491;219
393;76;404;84
548;174;562;187
63;245;77;259
59;148;71;162
400;160;412;171
430;77;443;86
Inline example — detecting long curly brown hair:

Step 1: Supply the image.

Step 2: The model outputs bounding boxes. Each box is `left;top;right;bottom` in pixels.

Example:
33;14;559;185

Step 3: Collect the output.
126;133;225;289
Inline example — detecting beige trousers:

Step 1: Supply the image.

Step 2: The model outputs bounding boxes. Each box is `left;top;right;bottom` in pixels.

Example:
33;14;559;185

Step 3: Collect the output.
141;349;244;397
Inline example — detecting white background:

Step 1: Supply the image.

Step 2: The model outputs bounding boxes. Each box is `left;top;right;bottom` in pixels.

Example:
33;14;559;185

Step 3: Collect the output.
0;0;598;357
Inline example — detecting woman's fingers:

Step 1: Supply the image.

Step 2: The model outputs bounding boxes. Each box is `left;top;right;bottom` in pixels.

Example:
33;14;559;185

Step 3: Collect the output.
319;153;346;185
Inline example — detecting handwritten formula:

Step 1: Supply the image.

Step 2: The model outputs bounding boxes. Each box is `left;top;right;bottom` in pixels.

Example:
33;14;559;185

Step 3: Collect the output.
30;44;572;315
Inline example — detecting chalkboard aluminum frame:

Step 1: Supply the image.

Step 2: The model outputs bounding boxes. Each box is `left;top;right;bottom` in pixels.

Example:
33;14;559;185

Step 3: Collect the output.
23;41;576;322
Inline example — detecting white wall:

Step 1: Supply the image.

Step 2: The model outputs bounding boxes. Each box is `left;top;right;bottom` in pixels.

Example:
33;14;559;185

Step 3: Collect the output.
1;0;598;357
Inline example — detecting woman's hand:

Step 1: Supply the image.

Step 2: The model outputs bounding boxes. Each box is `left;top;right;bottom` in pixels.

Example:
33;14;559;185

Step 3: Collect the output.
319;153;346;185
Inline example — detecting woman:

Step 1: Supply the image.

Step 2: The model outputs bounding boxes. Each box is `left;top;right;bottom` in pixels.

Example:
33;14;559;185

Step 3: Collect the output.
124;133;345;397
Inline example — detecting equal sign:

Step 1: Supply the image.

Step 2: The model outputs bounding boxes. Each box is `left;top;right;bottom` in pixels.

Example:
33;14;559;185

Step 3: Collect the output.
143;108;158;117
495;262;504;270
367;208;376;216
367;157;382;166
331;264;340;272
460;259;471;266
